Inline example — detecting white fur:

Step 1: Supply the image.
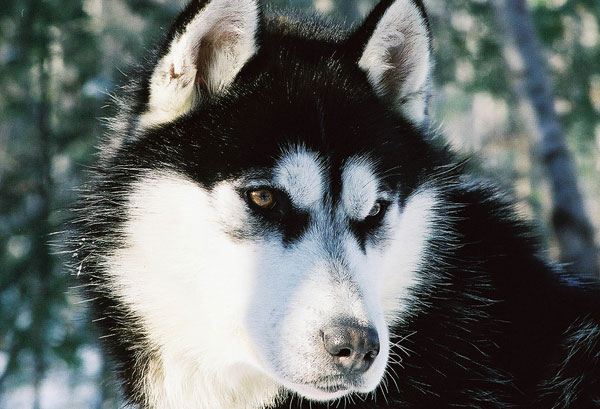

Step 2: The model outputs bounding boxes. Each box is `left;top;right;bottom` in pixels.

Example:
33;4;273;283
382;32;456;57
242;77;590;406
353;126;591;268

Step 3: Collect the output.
358;0;431;124
107;172;281;409
274;148;324;210
376;189;439;322
140;0;259;127
105;156;437;408
341;157;379;219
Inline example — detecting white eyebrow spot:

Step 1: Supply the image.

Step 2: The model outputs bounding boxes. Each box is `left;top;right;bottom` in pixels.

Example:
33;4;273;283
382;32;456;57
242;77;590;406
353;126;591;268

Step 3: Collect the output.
342;158;378;219
274;147;324;209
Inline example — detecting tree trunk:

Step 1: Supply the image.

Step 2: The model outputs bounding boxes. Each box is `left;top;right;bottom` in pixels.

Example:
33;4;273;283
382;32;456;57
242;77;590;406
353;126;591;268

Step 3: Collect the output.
492;0;599;277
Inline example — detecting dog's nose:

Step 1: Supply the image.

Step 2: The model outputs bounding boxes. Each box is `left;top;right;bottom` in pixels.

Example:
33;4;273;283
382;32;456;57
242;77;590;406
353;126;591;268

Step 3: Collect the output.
322;324;380;374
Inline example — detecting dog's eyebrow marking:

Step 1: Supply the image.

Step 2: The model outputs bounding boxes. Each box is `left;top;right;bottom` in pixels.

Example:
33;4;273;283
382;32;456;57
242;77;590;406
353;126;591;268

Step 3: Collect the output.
274;147;324;210
341;157;378;219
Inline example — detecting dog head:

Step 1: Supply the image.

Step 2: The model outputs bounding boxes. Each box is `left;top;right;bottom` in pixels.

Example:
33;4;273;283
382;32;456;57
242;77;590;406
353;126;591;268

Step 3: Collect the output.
87;0;441;406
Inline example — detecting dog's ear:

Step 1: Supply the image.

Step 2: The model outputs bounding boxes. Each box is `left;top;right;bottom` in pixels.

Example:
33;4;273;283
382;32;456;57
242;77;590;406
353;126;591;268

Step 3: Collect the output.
350;0;432;125
141;0;260;127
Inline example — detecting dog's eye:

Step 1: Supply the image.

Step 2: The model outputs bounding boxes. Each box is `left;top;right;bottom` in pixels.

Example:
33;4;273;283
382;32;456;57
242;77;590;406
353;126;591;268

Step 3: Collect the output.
249;189;276;209
367;202;382;217
366;201;389;220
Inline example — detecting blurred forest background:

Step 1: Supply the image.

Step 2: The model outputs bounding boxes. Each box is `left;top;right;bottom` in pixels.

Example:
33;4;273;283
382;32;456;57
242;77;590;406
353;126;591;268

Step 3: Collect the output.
0;0;599;407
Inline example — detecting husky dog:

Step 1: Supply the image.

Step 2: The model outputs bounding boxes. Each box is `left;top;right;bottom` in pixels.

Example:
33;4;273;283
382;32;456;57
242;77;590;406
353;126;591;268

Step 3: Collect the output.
69;0;600;408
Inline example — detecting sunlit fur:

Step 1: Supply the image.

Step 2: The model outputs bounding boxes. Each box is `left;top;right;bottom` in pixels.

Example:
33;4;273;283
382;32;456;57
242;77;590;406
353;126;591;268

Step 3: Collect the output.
68;0;600;408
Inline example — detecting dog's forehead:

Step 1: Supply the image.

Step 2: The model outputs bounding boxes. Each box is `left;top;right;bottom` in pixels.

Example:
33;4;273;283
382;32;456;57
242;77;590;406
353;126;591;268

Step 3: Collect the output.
274;148;378;215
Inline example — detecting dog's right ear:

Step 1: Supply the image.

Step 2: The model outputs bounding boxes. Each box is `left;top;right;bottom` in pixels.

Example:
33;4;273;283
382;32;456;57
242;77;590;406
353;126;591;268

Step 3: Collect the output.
140;0;260;127
349;0;432;126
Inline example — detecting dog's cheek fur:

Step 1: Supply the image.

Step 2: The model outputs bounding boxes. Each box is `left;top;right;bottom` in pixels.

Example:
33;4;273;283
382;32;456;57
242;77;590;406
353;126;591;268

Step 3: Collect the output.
368;188;439;324
104;171;282;408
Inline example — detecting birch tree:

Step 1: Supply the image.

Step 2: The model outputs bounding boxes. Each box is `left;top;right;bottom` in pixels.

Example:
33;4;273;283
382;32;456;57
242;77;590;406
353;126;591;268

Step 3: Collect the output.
492;0;599;277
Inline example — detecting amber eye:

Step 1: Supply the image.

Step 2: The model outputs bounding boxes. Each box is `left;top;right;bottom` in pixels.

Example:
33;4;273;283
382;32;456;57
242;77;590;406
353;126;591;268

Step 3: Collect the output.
249;189;276;209
367;202;382;217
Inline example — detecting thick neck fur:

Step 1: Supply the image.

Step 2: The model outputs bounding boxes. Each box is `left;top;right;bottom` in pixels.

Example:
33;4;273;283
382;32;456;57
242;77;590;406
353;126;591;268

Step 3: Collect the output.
141;353;283;409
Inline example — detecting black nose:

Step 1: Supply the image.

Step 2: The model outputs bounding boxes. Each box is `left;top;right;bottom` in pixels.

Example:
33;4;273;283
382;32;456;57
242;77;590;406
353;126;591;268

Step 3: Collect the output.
322;324;380;374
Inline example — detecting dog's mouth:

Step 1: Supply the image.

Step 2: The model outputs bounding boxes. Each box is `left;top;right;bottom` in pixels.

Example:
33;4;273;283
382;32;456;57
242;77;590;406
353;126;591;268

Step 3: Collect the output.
299;375;364;397
270;343;389;401
313;383;349;393
314;374;361;387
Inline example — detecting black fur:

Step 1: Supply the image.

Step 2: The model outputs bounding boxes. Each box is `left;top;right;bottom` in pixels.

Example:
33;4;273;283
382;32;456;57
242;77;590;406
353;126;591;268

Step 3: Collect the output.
68;0;600;408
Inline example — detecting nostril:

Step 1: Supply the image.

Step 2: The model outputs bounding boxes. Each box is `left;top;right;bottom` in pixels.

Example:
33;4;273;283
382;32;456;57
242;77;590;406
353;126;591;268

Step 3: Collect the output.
365;327;380;360
364;349;378;363
336;348;352;358
322;328;353;357
322;323;380;374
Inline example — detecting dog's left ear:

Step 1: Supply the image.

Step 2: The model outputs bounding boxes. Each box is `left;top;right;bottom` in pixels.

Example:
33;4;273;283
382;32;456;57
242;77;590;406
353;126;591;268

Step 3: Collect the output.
141;0;260;127
351;0;432;125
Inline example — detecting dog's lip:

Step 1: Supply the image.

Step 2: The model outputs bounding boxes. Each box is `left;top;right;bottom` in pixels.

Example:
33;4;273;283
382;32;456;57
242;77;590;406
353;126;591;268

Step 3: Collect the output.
312;383;349;393
308;375;363;393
